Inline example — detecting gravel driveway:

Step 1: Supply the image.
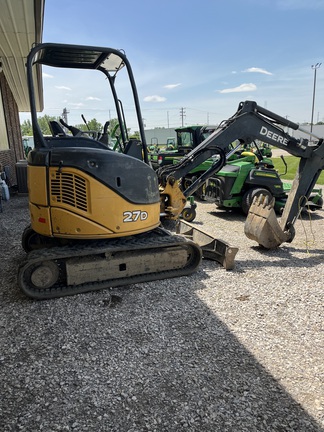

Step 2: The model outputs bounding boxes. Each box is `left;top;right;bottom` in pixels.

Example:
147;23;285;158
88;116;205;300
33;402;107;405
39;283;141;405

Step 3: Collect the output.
0;195;323;431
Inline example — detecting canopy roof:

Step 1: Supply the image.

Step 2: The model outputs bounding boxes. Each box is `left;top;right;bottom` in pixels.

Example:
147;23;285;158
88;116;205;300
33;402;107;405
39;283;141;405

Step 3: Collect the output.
0;0;44;111
34;44;125;72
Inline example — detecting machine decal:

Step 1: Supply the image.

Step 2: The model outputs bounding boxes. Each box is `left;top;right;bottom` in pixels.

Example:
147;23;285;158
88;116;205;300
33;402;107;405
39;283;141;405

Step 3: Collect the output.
123;210;148;222
260;126;289;145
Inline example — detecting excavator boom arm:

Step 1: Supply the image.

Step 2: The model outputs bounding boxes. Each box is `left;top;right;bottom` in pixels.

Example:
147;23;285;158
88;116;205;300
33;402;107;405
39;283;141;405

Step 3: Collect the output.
158;100;324;223
158;100;312;186
157;101;324;248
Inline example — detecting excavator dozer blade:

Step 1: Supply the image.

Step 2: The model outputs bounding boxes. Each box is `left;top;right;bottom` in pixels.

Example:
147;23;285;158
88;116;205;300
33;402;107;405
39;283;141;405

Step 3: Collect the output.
176;220;238;270
244;195;290;249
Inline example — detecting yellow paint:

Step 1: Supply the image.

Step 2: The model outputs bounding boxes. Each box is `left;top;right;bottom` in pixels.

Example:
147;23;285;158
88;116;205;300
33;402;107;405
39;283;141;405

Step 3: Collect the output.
28;165;48;206
28;166;161;239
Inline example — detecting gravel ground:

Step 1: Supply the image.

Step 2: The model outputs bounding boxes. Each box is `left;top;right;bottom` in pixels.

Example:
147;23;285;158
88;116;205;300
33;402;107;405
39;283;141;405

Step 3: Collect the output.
0;194;323;432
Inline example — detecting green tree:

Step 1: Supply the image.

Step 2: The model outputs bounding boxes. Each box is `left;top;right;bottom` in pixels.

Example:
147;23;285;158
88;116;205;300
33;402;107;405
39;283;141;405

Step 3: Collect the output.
75;118;103;132
131;131;140;140
87;118;103;132
108;118;120;137
37;115;61;135
21;115;60;136
21;119;33;136
108;118;133;139
21;115;136;140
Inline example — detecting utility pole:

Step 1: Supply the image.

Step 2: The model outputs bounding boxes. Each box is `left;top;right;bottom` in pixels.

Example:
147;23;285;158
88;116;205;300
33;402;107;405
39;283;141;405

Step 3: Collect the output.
310;63;321;134
180;107;186;127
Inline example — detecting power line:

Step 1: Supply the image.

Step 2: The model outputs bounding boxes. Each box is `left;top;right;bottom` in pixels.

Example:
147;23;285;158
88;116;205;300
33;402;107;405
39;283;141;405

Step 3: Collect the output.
180;107;186;127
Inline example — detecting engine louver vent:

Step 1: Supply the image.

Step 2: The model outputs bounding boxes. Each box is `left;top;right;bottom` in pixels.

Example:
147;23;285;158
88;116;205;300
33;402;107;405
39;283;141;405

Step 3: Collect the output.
51;171;88;212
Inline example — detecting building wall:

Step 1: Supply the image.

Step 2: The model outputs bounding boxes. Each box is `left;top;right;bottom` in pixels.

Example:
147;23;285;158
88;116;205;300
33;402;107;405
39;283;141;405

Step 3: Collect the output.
288;124;324;142
0;71;24;186
144;128;177;147
144;125;324;148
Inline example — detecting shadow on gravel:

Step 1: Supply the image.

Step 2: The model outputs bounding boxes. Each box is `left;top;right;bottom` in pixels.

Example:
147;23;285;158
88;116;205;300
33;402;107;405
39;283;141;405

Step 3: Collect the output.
209;208;324;222
209;209;247;222
0;196;323;431
234;245;324;270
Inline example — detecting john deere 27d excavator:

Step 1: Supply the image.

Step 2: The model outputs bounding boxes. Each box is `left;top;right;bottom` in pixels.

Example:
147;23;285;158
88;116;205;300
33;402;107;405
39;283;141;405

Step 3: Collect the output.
19;42;239;300
19;43;324;299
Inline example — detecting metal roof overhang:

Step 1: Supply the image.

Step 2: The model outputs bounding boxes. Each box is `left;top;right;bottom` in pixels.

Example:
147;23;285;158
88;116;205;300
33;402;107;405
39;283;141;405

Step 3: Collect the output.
0;0;44;111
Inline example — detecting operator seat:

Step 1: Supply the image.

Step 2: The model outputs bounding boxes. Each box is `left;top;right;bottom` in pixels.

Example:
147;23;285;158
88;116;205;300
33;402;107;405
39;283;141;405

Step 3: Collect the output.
49;121;66;137
240;151;259;164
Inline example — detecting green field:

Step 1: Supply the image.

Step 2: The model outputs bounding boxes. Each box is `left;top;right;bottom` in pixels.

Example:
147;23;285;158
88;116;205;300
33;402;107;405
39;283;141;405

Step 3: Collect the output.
271;156;324;185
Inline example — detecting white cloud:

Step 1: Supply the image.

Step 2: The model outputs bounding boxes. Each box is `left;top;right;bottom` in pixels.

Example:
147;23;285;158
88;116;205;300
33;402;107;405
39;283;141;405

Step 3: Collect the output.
143;95;167;102
55;85;72;90
86;96;101;101
68;102;84;107
243;67;273;75
164;83;181;89
43;73;53;78
218;83;257;93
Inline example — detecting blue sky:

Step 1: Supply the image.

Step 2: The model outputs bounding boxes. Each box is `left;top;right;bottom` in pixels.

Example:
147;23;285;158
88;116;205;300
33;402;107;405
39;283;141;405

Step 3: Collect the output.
30;0;324;131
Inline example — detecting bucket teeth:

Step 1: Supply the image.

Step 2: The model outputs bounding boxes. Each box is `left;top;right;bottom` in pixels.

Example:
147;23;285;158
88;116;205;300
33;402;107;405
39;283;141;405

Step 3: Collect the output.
244;194;289;249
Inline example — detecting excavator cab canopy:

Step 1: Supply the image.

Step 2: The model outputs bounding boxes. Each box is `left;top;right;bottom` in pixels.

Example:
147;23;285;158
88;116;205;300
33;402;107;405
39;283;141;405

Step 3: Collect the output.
32;45;125;74
26;43;148;161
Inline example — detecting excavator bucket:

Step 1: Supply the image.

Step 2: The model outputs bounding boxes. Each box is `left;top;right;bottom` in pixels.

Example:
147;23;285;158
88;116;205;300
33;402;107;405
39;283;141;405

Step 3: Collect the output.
244;195;290;249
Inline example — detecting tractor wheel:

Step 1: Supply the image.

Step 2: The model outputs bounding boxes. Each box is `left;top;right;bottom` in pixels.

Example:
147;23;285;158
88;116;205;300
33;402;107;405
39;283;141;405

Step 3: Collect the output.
181;207;196;222
242;188;273;215
181;176;193;192
195;183;206;201
181;175;206;201
308;196;324;211
317;197;324;208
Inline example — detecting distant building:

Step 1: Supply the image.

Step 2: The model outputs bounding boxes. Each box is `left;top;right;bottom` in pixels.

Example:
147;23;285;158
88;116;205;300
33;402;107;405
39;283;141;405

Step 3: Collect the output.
288;124;324;142
145;124;324;149
144;128;178;147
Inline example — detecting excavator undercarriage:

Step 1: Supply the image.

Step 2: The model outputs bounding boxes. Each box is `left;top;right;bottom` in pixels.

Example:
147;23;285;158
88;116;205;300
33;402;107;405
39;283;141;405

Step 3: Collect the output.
18;228;202;299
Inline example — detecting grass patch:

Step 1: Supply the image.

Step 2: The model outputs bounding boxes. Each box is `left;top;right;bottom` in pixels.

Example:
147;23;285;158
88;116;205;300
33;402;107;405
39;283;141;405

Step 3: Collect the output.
271;156;324;185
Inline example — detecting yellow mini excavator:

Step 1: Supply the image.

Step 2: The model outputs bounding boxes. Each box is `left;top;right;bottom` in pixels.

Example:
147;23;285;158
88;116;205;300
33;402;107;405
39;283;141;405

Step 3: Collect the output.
19;43;237;299
20;43;324;300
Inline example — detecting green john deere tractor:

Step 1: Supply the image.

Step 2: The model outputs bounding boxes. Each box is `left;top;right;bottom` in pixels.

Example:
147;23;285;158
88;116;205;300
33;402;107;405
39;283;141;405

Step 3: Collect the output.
199;143;323;214
149;125;217;170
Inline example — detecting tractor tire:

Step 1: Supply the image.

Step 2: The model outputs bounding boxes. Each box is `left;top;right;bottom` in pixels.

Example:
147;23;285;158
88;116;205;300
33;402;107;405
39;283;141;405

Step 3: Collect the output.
195;183;206;201
181;176;192;192
242;188;273;215
308;196;323;211
181;175;206;201
181;207;196;222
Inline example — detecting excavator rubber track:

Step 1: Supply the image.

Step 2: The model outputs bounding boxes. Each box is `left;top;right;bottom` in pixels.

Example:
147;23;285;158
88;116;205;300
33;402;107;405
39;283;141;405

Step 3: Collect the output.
18;227;202;299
